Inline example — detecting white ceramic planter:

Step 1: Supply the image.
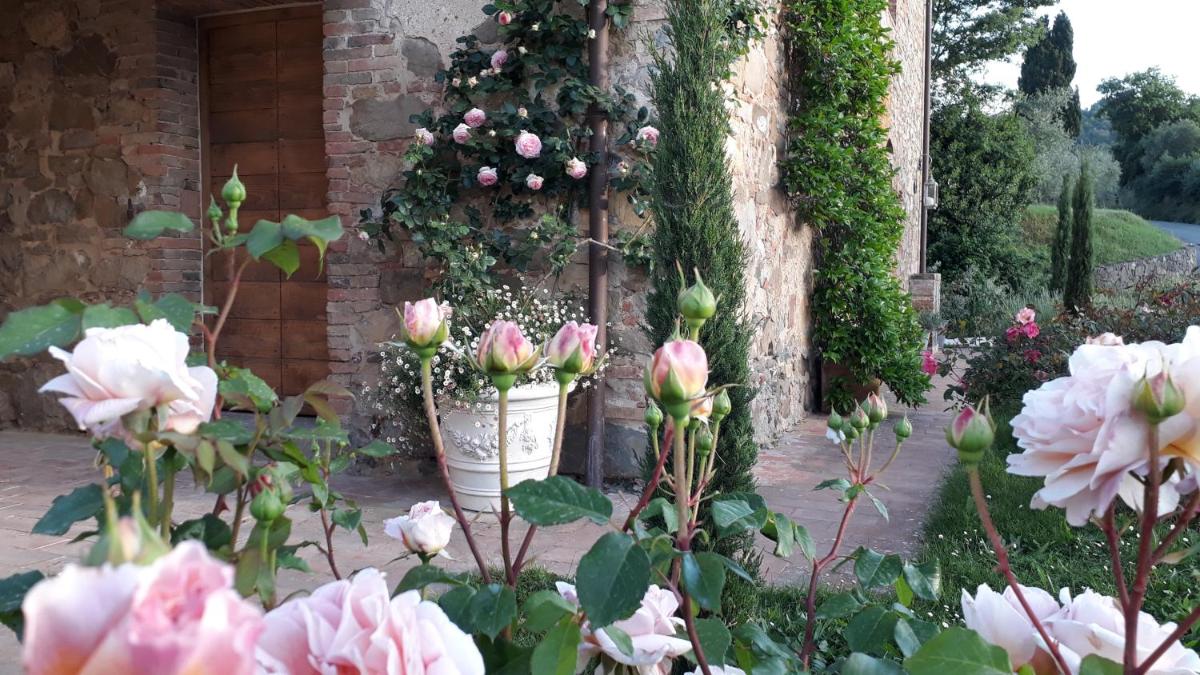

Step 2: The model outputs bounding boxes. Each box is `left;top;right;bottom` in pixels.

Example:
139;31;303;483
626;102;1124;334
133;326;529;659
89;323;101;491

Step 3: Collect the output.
441;382;569;512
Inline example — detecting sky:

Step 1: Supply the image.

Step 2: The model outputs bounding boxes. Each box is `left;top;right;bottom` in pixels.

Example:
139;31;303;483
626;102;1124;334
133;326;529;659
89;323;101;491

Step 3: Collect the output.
981;0;1200;107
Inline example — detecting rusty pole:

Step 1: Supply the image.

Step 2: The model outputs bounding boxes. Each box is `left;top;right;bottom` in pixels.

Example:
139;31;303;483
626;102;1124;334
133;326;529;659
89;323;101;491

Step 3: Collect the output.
585;0;610;488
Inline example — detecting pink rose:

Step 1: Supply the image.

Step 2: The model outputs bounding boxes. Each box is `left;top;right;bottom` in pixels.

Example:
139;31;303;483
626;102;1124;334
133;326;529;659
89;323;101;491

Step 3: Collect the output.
1023;322;1040;339
496;10;513;25
490;49;508;70
477;166;498;186
39;319;217;438
402;298;450;348
525;173;544;190
921;349;938;376
636;125;660;147
463;108;486;128
22;541;263;675
514;130;542;158
1024;349;1042;364
476;320;539;374
384;500;456;557
1088;333;1125;346
413;127;435;146
565;157;588;179
257;569;484;675
1016;307;1036;325
644;339;708;406
961;583;1060;673
452;123;471;144
1005;326;1021;343
546;321;598;374
557;582;691;673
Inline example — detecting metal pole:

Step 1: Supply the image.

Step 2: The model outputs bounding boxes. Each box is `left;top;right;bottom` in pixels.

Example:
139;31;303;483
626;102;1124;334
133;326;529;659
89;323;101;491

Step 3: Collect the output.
585;0;610;488
919;0;933;273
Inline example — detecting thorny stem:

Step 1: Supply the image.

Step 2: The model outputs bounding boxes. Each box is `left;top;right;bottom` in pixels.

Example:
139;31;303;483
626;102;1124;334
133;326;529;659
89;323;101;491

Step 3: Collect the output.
514;381;572;576
143;443;159;526
421;359;491;583
670;420;711;675
319;505;342;580
1126;424;1162;673
1134;604;1200;675
799;494;860;668
499;388;514;588
1101;505;1130;608
208;255;252;371
229;485;247;546
969;468;1072;675
621;421;671;533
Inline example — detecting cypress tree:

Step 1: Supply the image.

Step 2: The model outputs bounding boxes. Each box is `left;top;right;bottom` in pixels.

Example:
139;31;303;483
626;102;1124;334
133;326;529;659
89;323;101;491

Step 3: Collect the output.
1064;162;1094;310
1019;12;1081;136
1050;174;1072;290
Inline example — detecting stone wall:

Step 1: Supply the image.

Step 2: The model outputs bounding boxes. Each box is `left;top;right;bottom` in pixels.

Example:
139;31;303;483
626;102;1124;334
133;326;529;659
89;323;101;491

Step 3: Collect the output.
1094;245;1198;290
884;0;927;284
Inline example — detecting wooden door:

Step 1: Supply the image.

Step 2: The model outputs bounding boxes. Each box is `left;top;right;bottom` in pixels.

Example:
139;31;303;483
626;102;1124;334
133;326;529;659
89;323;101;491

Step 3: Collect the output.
200;5;328;397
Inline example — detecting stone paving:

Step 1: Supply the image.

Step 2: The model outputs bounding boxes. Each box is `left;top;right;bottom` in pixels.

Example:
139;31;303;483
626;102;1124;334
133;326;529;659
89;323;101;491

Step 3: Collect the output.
0;382;955;670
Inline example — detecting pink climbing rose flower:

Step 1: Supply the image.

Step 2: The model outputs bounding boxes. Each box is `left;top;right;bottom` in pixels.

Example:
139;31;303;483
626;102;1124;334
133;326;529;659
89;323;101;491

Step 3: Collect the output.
1015;307;1036;325
636;125;660;147
514;130;542;158
477;166;498;186
961;583;1061;674
546;321;598;374
413;127;435;146
452;123;471;144
476;320;539;374
565;157;588;179
496;10;513;25
463;108;487;128
490;49;508;70
525;173;544;191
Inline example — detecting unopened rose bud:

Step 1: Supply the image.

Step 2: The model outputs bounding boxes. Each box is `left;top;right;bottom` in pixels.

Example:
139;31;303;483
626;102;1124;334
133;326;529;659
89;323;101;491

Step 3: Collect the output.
477;320;540;387
250;488;284;523
894;416;912;440
865;392;887;425
849;405;869;431
206;196;222;225
221;167;246;206
546;321;598;378
695;425;714;456
401;298;451;358
828;410;845;432
644;400;664;430
644;339;708;420
1133;371;1186;424
711;389;732;423
947;404;994;465
677;270;716;334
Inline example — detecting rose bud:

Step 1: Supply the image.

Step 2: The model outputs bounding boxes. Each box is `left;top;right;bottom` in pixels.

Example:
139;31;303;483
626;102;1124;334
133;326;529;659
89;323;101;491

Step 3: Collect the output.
452;123;471;144
1133;370;1186;424
947;404;995;465
695;425;714;456
222;166;246;206
692;396;714;422
206;197;222;225
644;400;664;430
476;320;540;386
894;416;913;440
546;321;598;379
497;10;513;25
677;271;717;334
865;392;887;425
644;339;708;420
384;500;456;560
400;298;450;358
848;405;869;430
525;173;544;191
711;389;732;424
828;410;845;432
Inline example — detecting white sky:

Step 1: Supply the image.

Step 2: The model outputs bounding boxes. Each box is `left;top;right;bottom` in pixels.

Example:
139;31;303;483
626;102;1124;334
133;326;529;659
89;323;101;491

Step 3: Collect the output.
980;0;1200;107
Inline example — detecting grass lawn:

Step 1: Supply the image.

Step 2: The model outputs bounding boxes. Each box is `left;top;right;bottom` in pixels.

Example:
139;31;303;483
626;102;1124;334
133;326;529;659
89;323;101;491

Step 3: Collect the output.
916;421;1200;647
1022;204;1182;267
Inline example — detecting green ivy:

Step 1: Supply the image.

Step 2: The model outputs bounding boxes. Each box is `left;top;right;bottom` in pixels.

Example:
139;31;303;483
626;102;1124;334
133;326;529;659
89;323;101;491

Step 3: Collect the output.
782;0;930;409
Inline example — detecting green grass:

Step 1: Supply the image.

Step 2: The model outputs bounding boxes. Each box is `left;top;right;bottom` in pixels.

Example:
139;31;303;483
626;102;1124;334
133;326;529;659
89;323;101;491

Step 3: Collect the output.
1022;204;1182;267
917;422;1200;647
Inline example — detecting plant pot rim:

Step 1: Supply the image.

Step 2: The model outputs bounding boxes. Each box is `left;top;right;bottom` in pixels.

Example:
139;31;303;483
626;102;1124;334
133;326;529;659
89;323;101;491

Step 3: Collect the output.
441;380;575;408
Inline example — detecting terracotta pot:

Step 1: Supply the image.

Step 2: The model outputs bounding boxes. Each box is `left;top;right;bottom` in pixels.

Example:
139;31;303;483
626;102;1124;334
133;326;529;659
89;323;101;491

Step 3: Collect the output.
820;361;881;412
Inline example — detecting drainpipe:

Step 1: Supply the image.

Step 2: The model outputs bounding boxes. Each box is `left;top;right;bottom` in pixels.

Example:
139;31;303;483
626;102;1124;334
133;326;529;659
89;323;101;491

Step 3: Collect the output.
919;0;933;273
585;0;610;488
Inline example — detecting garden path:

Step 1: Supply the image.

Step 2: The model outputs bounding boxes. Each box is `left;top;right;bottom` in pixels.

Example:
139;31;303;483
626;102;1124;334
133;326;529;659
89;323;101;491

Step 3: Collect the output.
0;378;955;670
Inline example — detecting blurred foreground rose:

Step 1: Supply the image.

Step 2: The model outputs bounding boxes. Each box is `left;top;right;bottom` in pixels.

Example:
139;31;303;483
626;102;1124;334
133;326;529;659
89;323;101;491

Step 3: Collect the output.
557;582;691;674
22;541;262;675
384;500;456;558
39;319;217;438
961;583;1059;673
257;569;483;675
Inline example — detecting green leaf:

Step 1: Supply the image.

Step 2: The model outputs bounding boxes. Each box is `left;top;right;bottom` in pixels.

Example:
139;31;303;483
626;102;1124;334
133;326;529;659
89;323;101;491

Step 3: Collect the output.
395;564;467;594
868;491;890;522
219;367;277;412
123;210;194;239
814;477;851;492
215;439;249;476
531;618;582;675
263;238;301;277
575;532;651;627
842;653;905;675
135;293;196;333
98;438;131;467
816;591;863;619
81;304;139;330
246;220;284;259
0;570;45;639
904;628;1013;675
894;619;922;657
171;513;232;550
711;498;767;536
280;214;343;269
902;560;941;601
438;586;476;633
332;508;362;532
604;625;635;658
690;617;732;666
33;484;104;535
357;440;398;458
681;551;725;612
523;589;577;633
469;583;518;639
197;419;254;445
277;545;314;573
506;476;612;526
895;574;914;607
855;549;903;589
0;303;82;360
846;606;900;656
1079;654;1123;675
638;497;679;533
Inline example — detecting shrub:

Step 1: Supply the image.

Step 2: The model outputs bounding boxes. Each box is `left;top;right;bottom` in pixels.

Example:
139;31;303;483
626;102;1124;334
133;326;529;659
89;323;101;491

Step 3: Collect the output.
940;266;1057;339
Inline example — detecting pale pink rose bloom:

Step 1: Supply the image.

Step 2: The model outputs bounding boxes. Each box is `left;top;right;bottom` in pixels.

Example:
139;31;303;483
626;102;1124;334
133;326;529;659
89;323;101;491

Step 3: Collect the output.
23;541;263;675
463;108;486;128
1046;589;1200;674
525;173;544;191
557;582;692;674
413;127;435;146
452;123;471;144
961;583;1060;672
257;569;484;675
496;10;513;25
477;166;499;186
692;396;714;421
490;49;508;70
1008;331;1200;525
403;298;449;347
686;667;746;675
1088;333;1125;346
921;349;938;375
565;157;588;179
1016;307;1036;325
636;125;660;147
514;130;542;158
384;500;456;556
546;321;597;372
39;319;217;438
476;320;537;373
646;339;709;402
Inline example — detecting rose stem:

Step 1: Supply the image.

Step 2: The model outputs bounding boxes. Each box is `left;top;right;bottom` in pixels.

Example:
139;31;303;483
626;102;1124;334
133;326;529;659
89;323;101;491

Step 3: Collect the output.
143;443;159;527
671;419;712;675
1134;604;1200;675
1101;505;1130;608
159;461;175;540
513;380;571;576
1126;424;1162;672
421;359;491;583
799;492;859;667
621;421;671;533
968;467;1071;675
498;387;515;588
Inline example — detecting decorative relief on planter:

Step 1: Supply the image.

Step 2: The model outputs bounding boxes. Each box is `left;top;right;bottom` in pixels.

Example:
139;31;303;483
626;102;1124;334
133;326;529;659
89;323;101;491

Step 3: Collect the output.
446;414;550;461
